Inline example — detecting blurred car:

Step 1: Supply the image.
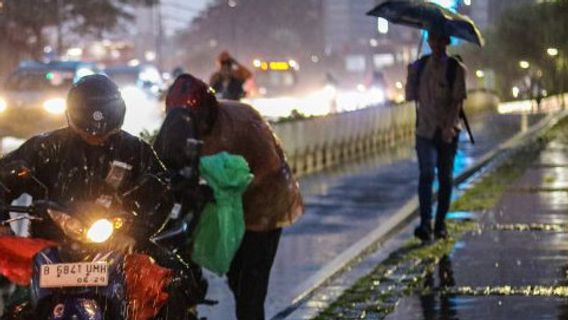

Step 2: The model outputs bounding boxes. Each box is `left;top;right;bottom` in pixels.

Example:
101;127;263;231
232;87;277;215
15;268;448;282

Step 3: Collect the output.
104;64;164;100
104;64;166;136
0;60;100;138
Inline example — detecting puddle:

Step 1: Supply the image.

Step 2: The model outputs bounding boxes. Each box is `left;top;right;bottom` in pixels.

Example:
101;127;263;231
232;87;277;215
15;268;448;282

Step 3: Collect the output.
489;223;568;232
313;222;476;320
446;285;568;297
510;187;568;193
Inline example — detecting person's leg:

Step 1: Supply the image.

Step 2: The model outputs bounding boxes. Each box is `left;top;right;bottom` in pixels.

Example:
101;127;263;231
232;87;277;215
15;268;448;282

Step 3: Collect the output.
434;134;458;238
415;135;437;240
227;228;282;320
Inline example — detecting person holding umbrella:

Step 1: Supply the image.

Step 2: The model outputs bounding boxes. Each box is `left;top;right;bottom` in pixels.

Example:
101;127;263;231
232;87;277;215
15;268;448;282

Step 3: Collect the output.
367;0;483;241
406;31;467;241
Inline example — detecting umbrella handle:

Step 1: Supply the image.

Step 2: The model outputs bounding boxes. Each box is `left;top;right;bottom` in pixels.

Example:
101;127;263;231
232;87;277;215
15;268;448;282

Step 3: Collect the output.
460;108;475;144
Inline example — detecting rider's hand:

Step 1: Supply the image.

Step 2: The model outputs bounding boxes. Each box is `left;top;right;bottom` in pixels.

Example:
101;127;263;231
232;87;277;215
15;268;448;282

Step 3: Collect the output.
198;183;215;204
0;225;13;237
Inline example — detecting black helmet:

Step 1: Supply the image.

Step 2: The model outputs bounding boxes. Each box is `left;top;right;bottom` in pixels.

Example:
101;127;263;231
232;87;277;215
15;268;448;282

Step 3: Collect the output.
66;74;126;136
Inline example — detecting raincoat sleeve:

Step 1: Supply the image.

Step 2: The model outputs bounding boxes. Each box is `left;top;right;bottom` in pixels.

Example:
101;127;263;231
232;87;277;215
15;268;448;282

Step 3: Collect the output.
140;143;168;177
128;143;173;239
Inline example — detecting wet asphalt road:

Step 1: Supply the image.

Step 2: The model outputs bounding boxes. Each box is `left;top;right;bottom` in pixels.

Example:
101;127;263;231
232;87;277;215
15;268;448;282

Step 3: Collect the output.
199;112;546;319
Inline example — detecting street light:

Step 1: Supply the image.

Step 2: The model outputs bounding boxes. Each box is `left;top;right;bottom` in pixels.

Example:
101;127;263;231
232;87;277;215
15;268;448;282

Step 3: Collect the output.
547;48;559;57
519;61;530;69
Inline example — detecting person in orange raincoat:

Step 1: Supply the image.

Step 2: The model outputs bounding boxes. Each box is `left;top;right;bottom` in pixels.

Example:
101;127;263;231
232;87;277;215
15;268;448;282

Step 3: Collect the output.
161;73;303;320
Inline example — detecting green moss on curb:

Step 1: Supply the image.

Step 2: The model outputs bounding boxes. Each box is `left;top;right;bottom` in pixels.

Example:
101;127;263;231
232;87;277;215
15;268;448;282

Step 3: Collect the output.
490;223;568;232
452;114;568;212
450;143;543;212
313;221;476;320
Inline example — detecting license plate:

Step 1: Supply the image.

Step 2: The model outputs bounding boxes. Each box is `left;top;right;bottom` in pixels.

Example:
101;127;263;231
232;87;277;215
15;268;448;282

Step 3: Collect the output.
40;262;109;288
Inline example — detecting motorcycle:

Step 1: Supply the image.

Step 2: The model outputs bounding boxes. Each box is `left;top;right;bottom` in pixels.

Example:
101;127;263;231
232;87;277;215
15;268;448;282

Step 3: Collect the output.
0;163;179;320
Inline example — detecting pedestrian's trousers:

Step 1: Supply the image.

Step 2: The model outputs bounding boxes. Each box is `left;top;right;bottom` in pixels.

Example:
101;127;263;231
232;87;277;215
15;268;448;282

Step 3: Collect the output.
415;130;458;228
227;228;282;320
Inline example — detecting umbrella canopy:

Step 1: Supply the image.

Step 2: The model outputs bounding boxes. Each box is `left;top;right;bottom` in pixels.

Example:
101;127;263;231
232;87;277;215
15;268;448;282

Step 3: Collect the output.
367;0;484;47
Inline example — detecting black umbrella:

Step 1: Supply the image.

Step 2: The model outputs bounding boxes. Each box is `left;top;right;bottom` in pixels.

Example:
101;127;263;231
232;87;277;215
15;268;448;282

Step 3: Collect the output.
367;0;484;47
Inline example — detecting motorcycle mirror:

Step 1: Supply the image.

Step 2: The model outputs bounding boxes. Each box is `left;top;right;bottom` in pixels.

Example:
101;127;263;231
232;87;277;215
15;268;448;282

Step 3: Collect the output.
0;161;49;199
1;161;33;181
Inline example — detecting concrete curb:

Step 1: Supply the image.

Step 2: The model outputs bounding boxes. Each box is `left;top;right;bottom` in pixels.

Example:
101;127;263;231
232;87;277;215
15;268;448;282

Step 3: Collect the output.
271;109;568;320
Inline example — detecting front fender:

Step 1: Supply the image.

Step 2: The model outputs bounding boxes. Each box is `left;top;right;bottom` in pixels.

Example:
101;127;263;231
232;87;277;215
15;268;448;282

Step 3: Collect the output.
30;248;126;317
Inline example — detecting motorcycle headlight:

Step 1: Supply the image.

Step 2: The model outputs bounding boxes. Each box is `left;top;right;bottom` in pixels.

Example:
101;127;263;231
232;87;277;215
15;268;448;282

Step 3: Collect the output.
0;97;7;113
43;98;66;115
86;219;114;243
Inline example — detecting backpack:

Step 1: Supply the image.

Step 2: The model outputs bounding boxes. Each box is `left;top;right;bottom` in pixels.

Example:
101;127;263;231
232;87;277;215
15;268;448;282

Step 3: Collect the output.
412;54;475;144
415;54;461;93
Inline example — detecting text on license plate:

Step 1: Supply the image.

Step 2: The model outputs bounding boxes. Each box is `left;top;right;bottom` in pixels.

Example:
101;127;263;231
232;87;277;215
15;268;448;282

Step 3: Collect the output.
40;262;109;288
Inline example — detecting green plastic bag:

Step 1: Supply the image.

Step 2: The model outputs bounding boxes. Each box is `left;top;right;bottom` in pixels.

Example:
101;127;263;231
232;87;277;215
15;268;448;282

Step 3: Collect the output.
191;152;253;275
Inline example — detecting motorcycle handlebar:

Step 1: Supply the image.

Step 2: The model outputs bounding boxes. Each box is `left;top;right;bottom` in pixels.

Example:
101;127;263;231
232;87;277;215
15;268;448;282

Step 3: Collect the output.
1;200;64;221
2;205;33;214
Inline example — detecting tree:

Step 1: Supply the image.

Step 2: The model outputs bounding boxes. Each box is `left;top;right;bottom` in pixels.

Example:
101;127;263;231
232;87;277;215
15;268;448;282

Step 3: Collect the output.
0;0;157;76
465;0;568;98
174;0;324;80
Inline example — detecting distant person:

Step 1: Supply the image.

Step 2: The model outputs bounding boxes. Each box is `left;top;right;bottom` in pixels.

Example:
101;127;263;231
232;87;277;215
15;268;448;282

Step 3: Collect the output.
531;77;544;111
172;66;185;79
160;66;187;101
325;71;337;87
405;32;467;241
209;51;252;101
370;70;387;88
324;72;338;113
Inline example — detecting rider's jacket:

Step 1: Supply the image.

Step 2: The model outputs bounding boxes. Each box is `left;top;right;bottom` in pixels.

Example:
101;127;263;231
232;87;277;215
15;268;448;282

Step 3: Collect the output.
0;128;169;240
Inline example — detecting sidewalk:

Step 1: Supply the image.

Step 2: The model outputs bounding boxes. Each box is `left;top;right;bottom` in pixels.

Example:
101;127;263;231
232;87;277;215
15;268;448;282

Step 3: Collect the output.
313;116;568;320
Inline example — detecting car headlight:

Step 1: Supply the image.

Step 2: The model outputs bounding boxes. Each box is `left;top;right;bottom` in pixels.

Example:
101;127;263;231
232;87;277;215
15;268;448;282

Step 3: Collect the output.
43;98;66;115
86;219;114;243
0;97;7;113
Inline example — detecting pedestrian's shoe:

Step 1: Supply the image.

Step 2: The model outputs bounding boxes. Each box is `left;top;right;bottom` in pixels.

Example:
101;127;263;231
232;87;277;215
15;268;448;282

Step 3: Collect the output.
414;223;432;243
434;222;448;240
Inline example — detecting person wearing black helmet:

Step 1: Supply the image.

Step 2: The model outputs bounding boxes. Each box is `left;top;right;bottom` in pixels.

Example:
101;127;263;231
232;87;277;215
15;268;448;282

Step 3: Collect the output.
0;75;201;319
65;74;127;145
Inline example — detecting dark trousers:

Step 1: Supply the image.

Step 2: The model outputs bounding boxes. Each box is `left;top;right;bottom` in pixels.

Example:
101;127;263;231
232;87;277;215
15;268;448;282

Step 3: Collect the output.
416;131;458;229
227;228;282;320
